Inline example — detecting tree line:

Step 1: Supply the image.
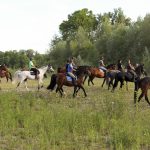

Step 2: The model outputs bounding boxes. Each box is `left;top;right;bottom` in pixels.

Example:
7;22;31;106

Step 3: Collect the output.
1;8;150;72
49;8;150;72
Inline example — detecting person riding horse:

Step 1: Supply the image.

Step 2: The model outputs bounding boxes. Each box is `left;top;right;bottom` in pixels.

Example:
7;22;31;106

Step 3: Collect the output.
66;59;76;86
117;59;123;71
126;59;136;81
99;57;107;75
29;58;39;80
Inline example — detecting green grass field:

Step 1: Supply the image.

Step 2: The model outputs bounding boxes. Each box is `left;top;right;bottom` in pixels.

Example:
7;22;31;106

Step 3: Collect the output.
0;76;150;150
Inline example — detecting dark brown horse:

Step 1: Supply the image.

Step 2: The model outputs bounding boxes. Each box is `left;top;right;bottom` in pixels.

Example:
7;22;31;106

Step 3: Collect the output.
112;64;146;92
47;67;90;97
0;65;12;82
134;77;150;106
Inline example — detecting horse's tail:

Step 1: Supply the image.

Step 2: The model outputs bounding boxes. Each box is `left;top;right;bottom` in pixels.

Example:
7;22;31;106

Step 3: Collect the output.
47;74;57;90
134;78;140;104
12;70;21;84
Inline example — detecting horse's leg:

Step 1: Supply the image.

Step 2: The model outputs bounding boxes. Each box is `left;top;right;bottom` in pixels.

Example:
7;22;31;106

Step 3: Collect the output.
126;81;128;91
138;91;144;102
16;79;24;90
56;86;63;97
91;77;95;85
101;78;105;87
24;81;29;91
119;79;124;89
76;87;81;94
17;82;20;88
144;90;150;105
60;87;66;96
88;76;94;86
6;76;8;82
83;75;87;84
79;85;87;97
112;78;118;92
108;80;112;90
38;79;43;90
73;86;77;97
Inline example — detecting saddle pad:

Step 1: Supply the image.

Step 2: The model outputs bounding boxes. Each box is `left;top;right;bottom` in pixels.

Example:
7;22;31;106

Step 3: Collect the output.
99;69;104;73
66;76;72;81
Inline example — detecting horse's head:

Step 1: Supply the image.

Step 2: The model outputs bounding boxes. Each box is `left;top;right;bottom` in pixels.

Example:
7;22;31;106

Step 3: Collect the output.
135;64;147;77
0;64;8;71
48;64;54;72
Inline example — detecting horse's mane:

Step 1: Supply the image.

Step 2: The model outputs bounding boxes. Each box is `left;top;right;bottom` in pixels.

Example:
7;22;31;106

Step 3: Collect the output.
39;66;47;69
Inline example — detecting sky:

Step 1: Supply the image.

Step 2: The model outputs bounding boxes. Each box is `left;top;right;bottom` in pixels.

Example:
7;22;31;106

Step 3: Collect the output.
0;0;149;54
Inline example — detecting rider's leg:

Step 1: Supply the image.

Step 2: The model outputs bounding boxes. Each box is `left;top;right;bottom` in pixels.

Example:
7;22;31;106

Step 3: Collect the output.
67;72;76;85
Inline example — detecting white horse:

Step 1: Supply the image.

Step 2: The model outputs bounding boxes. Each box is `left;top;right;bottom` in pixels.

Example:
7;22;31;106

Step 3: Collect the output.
12;65;54;90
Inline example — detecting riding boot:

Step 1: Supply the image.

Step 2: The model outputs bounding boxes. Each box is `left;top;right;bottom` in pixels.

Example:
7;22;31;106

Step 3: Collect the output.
132;74;135;82
72;78;76;86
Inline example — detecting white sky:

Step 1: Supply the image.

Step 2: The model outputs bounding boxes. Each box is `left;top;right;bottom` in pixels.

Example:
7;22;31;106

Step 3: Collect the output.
0;0;149;54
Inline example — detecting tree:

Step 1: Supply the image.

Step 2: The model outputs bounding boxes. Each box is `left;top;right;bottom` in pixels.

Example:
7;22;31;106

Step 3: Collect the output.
59;8;98;40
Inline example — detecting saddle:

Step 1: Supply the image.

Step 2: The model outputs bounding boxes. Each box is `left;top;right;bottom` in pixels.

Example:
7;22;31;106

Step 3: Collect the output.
30;71;36;75
66;75;77;82
66;76;72;81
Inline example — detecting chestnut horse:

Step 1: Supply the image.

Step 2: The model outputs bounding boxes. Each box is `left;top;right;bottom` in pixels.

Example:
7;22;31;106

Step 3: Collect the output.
83;64;116;86
134;77;150;106
0;65;12;82
47;67;90;97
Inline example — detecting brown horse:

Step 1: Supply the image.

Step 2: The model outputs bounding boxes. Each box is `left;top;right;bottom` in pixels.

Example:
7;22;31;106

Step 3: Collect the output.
83;64;116;86
0;65;12;82
134;77;150;106
47;67;90;97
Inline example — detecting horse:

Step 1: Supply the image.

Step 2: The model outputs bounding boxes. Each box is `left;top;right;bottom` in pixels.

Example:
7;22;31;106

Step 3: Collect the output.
47;67;90;97
12;65;54;90
102;70;120;90
134;77;150;106
112;64;146;92
0;65;12;82
83;64;116;86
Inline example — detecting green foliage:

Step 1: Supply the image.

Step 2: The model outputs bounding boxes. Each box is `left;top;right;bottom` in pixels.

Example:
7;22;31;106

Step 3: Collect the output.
59;8;97;40
48;8;150;70
0;79;150;149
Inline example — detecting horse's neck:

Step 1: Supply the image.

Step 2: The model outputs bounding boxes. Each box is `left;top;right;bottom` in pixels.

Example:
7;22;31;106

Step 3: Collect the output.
135;66;142;76
39;66;48;74
76;73;85;80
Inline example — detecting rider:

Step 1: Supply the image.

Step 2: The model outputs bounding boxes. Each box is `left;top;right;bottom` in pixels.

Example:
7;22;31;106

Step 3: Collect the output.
117;59;123;71
126;59;136;81
29;58;39;79
99;56;107;74
66;58;76;85
71;56;77;69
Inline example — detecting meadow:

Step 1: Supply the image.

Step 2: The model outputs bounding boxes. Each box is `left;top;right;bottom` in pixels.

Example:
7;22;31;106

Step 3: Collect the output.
0;76;150;150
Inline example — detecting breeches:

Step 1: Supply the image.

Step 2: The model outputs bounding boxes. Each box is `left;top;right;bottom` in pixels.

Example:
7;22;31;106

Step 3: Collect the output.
67;72;76;79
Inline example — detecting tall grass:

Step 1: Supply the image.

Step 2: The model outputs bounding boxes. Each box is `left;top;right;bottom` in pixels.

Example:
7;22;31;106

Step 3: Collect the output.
0;78;150;149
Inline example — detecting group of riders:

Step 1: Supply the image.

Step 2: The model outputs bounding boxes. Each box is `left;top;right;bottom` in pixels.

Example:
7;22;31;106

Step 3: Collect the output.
99;57;138;81
0;56;139;83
